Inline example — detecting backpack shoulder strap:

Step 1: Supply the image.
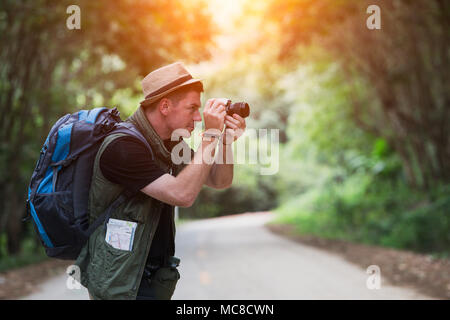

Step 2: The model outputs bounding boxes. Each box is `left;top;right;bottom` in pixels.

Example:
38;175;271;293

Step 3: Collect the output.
113;122;155;160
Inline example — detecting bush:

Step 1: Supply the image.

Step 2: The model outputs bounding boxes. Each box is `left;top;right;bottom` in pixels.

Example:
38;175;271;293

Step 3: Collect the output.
0;234;47;273
274;175;450;256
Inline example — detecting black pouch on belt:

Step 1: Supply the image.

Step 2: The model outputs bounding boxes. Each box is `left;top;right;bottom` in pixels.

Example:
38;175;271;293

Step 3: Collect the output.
141;256;181;300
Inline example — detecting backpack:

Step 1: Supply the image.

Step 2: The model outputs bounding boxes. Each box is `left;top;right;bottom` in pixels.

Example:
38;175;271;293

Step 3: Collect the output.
25;107;153;260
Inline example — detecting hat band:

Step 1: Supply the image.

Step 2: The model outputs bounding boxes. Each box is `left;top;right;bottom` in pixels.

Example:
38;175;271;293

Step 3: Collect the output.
145;74;193;99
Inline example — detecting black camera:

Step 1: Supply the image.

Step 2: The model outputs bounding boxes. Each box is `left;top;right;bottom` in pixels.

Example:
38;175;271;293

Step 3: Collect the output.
225;100;250;118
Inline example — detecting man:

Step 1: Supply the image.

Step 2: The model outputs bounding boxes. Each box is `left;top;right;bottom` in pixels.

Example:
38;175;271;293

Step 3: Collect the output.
75;62;246;300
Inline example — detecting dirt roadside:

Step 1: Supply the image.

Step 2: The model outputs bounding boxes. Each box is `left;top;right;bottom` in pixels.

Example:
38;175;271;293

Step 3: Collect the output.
0;259;73;299
266;223;450;299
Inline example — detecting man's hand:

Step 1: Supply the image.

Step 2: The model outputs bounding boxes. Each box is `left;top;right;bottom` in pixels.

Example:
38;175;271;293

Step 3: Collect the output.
203;98;228;132
222;113;246;144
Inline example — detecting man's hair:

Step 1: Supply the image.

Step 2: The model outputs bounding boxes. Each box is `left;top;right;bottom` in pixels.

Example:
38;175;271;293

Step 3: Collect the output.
146;82;203;110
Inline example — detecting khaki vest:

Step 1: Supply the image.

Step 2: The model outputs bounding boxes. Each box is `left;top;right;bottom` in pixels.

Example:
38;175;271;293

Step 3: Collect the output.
75;123;189;300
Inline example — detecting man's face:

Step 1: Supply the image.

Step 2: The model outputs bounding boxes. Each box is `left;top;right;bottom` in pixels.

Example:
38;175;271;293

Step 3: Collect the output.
166;90;202;137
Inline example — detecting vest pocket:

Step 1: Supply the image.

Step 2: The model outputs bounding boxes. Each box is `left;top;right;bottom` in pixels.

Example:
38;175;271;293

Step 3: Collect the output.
88;226;135;297
104;241;134;268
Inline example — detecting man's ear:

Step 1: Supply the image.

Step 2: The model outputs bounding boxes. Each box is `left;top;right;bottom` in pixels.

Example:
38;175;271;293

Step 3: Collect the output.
159;98;171;116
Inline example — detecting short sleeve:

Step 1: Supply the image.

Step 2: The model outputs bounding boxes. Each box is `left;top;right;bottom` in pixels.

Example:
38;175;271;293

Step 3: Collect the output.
99;136;166;193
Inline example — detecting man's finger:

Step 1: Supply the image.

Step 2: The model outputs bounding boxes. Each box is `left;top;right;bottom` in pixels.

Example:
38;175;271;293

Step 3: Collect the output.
233;114;245;122
225;120;238;129
225;115;240;125
216;105;226;114
204;98;215;112
210;99;226;112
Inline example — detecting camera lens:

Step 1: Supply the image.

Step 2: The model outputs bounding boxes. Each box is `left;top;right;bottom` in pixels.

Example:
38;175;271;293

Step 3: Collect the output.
235;102;250;118
226;101;250;118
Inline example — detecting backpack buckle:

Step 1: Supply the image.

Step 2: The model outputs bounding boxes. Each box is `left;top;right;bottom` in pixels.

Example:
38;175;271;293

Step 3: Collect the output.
93;119;117;136
109;107;121;122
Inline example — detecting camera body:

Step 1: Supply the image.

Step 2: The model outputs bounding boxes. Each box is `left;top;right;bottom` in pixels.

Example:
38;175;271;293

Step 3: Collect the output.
225;100;250;118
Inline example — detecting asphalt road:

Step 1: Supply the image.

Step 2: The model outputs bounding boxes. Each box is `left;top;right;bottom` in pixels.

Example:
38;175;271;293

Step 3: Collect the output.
22;212;432;300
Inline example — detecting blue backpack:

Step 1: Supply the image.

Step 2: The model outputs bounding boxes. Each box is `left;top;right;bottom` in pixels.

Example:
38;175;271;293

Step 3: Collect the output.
25;107;153;260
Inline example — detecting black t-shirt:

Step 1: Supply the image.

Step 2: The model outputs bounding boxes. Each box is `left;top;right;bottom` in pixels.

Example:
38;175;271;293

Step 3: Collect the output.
99;136;185;264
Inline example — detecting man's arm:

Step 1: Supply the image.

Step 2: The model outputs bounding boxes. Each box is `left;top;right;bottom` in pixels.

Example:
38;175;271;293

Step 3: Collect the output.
140;137;218;207
140;98;228;207
205;141;233;189
205;113;246;189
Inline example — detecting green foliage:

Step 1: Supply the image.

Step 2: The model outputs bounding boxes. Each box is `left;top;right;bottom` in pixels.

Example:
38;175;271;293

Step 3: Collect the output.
266;0;450;188
0;233;47;272
274;176;450;255
380;185;450;254
271;46;448;256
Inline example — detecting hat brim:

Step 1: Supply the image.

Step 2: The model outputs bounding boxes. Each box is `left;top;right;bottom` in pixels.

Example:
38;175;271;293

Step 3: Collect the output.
140;78;203;107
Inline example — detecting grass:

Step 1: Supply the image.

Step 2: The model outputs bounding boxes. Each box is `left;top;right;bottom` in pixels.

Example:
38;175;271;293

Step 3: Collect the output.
0;237;48;273
272;178;450;257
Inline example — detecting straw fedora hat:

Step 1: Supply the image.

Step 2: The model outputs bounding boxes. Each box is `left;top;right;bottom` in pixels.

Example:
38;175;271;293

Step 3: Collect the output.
140;62;203;107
